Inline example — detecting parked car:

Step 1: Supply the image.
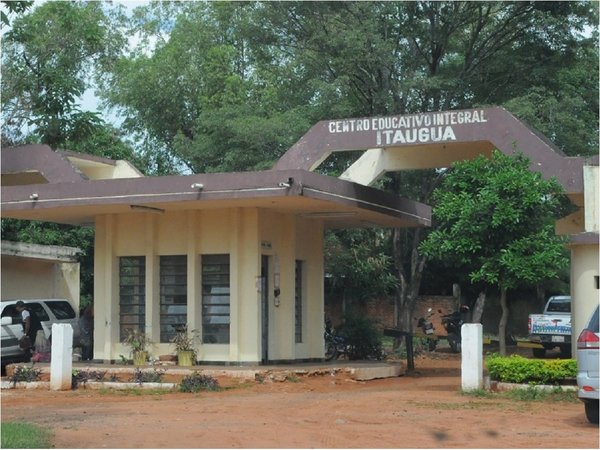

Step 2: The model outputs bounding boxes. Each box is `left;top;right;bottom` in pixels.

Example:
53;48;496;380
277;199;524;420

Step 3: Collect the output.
576;304;599;424
528;295;571;357
1;299;81;366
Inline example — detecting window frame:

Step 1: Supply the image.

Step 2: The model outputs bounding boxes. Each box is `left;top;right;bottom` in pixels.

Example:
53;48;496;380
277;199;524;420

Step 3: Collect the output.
202;254;230;344
119;256;146;341
159;255;188;343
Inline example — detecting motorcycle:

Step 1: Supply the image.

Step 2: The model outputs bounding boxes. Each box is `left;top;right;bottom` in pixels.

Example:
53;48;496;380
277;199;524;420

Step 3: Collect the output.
416;308;437;351
324;318;350;361
441;305;470;353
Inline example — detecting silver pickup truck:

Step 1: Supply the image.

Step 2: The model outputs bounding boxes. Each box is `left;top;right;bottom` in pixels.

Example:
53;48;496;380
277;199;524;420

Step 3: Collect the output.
1;299;81;366
528;295;571;358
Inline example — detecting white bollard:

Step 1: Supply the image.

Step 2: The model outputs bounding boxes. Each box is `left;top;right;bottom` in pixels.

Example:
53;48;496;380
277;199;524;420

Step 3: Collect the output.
50;323;73;390
461;323;483;391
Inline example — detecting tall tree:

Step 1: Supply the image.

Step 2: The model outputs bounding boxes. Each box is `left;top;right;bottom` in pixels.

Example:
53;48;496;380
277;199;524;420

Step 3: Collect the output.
1;1;125;148
420;151;570;355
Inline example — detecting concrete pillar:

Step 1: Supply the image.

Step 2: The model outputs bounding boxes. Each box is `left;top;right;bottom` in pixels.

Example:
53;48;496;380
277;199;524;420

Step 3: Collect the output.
50;323;73;390
461;323;483;391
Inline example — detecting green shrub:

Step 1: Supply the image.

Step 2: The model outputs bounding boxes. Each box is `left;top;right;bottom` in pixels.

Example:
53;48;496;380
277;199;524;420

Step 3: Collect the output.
337;314;384;360
179;372;220;393
129;368;165;384
485;354;576;384
9;366;42;386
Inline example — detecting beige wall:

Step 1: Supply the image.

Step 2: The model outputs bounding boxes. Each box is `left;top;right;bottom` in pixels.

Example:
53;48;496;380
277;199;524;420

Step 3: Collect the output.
1;255;80;310
94;207;325;363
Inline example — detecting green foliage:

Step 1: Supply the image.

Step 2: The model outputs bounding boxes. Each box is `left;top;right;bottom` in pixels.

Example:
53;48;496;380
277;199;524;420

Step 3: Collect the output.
170;324;200;360
502;386;578;403
1;1;33;26
71;369;107;389
0;422;52;449
179;372;220;393
421;151;569;290
129;368;165;385
1;1;125;147
485;354;577;385
9;366;42;386
337;315;384;360
461;386;578;403
122;329;153;354
325;229;397;301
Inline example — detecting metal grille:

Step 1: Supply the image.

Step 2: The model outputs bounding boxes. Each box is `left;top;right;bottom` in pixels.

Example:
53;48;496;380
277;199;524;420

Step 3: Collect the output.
160;255;187;342
202;254;230;344
119;256;145;340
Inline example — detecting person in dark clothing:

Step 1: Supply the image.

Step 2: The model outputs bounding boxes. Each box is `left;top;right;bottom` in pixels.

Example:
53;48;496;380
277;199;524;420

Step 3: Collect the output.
15;301;43;355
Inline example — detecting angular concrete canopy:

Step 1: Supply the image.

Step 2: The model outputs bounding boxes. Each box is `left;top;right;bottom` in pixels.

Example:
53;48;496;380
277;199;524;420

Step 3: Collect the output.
274;107;596;196
1;145;430;229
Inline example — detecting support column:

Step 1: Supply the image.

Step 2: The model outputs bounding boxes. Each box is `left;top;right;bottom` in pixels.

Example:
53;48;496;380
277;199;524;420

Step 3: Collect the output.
50;323;73;390
461;323;483;391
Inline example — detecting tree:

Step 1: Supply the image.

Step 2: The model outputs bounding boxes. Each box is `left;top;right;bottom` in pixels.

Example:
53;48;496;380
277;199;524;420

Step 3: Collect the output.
1;0;32;26
420;151;570;355
1;1;125;147
325;229;398;311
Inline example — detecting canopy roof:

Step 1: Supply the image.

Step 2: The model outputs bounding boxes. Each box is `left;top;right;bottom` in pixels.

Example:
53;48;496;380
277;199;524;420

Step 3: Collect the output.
0;144;430;229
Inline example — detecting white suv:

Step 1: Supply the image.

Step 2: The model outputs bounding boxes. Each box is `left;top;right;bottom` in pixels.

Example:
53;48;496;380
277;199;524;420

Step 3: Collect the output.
576;304;599;424
1;299;81;365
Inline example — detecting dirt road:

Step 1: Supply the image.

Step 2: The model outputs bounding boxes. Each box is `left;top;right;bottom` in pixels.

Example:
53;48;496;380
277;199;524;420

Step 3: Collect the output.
1;353;598;448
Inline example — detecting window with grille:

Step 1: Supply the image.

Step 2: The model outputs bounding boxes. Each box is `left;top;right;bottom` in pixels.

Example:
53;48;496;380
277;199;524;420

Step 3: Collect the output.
295;260;303;343
119;256;146;341
202;254;230;344
160;255;187;342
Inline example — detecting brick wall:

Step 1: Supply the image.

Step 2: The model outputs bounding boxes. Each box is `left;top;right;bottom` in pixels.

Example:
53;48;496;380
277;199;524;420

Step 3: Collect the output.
325;295;458;335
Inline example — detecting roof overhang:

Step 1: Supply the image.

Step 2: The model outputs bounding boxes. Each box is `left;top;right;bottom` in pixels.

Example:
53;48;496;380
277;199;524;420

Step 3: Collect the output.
1;168;430;229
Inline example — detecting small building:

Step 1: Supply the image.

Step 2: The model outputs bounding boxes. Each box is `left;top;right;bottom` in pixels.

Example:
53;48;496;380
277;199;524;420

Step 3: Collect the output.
1;145;429;363
1;107;597;361
1;240;82;310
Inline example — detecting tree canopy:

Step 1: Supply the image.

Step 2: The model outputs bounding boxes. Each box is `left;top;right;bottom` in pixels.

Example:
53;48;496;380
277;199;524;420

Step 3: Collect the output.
421;150;570;354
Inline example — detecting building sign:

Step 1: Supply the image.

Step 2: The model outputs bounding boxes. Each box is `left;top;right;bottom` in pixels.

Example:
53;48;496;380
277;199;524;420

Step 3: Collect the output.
327;109;488;146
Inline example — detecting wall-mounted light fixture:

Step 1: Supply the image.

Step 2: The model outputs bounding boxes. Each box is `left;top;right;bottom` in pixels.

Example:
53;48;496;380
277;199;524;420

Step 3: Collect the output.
278;177;294;188
191;183;204;190
130;204;165;214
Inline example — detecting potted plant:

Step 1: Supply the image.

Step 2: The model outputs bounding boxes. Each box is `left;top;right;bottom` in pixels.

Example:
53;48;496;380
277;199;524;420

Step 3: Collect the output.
122;329;153;366
171;325;199;366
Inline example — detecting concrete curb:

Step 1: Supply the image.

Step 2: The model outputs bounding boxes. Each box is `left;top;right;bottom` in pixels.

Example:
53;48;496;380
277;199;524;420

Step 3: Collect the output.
1;361;405;389
484;376;577;392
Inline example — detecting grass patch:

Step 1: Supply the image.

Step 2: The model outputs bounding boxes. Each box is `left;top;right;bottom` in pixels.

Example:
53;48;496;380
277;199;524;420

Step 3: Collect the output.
502;386;578;403
461;387;578;403
97;387;174;396
1;422;52;448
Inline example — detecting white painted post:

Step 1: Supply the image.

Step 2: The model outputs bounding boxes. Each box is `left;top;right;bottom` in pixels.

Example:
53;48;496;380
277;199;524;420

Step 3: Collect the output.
50;323;73;391
461;323;483;391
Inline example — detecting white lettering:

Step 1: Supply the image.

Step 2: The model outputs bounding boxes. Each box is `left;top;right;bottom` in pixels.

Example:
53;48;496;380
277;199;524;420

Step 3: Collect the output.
442;126;456;140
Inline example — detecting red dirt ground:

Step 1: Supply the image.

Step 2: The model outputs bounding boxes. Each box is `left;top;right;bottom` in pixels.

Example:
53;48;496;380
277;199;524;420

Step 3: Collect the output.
1;352;598;449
